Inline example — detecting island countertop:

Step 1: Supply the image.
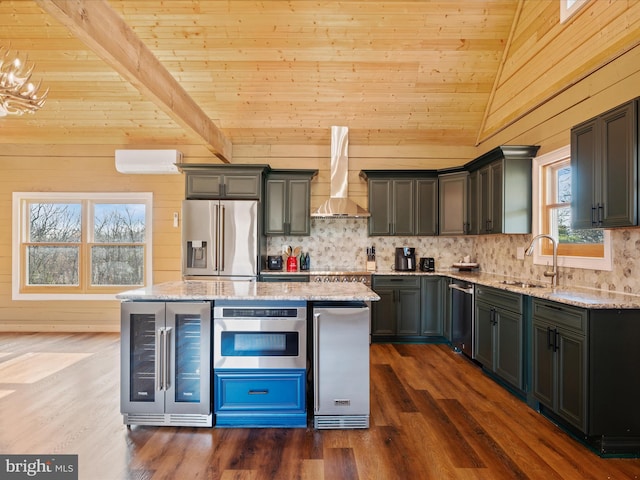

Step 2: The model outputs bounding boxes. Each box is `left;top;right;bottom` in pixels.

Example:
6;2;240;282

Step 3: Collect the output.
116;280;380;302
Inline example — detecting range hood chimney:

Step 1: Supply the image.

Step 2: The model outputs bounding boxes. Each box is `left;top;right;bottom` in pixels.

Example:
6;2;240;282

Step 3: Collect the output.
311;126;370;218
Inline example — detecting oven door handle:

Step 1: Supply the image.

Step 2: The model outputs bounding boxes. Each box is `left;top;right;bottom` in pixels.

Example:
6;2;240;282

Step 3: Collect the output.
448;284;474;295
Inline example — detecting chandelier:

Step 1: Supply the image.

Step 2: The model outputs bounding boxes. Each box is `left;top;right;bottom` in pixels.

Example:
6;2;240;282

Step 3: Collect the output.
0;46;48;117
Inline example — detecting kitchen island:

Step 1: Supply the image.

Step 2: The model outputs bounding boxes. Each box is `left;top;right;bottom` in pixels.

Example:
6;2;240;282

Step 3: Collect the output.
117;280;379;429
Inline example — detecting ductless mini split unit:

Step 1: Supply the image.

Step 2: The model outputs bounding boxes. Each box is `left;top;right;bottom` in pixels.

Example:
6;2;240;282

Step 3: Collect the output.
115;149;183;174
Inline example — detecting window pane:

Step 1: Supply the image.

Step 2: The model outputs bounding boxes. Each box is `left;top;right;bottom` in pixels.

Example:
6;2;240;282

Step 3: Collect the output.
94;204;146;243
27;246;79;285
556;166;571;203
552;206;604;244
91;245;144;286
29;203;81;242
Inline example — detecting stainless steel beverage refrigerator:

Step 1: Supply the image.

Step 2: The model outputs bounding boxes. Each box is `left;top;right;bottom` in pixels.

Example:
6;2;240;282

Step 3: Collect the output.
182;199;259;279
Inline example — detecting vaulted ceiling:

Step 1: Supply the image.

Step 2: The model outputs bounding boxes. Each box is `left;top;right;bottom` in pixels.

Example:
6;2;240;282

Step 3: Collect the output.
0;1;638;163
0;0;521;160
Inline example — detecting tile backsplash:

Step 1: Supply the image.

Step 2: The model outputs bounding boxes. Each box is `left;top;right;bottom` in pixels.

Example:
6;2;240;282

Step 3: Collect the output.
266;218;640;295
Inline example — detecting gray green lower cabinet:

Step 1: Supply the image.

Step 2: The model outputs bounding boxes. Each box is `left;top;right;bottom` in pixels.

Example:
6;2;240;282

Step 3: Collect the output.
420;276;444;336
371;275;444;342
531;298;640;454
474;286;524;391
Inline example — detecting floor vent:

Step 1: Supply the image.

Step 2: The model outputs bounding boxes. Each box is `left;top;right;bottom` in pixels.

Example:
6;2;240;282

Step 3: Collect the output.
123;413;212;427
314;415;369;429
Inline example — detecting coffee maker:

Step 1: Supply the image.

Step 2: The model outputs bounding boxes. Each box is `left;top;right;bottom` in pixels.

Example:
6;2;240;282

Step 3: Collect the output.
395;247;416;271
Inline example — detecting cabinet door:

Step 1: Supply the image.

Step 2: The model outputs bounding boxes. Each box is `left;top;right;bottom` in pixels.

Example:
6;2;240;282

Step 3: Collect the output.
397;288;421;335
287;179;311;235
223;173;261;198
532;321;555;409
439;172;468;235
420;277;443;336
369;179;392;235
557;330;587;431
599;101;637;227
186;173;223;198
489;162;503;233
392;179;415;235
371;288;396;336
494;309;523;390
165;302;211;415
416;178;438;236
442;278;452;341
474;301;494;367
121;302;166;414
478;165;492;233
571;119;598;229
265;179;287;235
467;171;478;234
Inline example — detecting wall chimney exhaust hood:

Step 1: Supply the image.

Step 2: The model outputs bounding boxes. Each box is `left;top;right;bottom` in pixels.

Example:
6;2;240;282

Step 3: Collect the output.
311;126;370;218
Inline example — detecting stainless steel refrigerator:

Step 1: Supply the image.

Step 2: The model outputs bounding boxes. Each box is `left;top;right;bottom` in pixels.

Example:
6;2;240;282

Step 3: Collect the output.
182;199;259;279
312;302;370;429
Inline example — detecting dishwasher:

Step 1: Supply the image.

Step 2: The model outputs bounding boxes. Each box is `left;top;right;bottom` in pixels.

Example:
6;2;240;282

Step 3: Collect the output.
312;302;370;429
449;280;475;358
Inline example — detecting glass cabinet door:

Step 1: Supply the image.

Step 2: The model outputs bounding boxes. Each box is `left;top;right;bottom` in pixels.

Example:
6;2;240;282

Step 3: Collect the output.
120;302;166;414
165;302;211;415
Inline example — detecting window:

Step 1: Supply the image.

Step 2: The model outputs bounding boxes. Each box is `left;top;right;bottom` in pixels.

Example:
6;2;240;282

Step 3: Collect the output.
532;146;612;271
560;0;589;24
13;192;153;300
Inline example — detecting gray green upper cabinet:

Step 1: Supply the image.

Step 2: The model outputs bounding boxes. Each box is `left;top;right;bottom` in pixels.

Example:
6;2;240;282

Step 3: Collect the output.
465;145;540;234
179;164;269;200
571;99;638;229
360;170;438;236
265;170;317;236
438;170;469;236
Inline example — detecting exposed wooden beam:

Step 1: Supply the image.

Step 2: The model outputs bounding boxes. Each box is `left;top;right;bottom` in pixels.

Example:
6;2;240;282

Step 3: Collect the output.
35;0;232;162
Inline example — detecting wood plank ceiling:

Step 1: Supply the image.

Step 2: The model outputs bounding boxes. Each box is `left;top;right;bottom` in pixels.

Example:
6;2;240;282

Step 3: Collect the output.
2;1;520;159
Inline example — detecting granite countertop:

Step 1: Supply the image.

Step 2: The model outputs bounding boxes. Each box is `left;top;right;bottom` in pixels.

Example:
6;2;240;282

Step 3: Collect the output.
117;270;640;309
116;280;380;302
372;269;640;309
369;268;640;309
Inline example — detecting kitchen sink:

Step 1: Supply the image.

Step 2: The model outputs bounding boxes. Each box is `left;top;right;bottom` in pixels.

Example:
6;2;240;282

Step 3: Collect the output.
500;280;547;288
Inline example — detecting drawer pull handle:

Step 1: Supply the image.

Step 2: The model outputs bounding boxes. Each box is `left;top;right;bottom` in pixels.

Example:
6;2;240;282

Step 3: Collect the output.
248;389;269;395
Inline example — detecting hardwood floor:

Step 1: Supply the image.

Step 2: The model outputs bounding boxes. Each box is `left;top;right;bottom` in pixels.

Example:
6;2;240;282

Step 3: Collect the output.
0;333;639;479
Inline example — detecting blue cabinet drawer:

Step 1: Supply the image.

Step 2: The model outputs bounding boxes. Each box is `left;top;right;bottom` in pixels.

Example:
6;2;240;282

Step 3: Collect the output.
214;369;306;413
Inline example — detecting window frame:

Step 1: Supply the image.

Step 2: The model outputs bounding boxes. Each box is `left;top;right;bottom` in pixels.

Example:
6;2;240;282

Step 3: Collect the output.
560;0;589;24
12;192;153;300
531;146;612;271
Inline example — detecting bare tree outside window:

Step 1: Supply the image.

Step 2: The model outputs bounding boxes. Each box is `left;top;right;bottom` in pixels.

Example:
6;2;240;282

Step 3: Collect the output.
27;203;81;285
24;200;147;290
91;204;146;286
544;160;603;256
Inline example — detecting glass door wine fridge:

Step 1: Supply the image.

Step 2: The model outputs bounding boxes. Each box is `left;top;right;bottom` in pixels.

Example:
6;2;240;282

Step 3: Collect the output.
121;301;212;427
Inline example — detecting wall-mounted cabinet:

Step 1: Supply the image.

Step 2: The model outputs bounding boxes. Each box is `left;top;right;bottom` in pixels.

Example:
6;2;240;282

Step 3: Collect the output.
571;99;638;229
178;164;269;200
264;170;317;236
465;145;539;234
438;170;469;236
360;170;438;236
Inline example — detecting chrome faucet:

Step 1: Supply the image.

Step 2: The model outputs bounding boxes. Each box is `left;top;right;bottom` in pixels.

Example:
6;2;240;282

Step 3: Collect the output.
525;234;558;287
